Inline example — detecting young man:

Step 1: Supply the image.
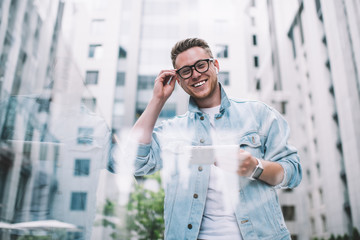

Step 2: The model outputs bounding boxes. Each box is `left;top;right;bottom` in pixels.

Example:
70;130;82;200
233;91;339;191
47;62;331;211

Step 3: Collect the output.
131;38;302;239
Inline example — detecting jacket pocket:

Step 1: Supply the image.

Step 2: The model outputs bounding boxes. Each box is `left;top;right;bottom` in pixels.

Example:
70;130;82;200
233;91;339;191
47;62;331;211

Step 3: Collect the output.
238;132;263;158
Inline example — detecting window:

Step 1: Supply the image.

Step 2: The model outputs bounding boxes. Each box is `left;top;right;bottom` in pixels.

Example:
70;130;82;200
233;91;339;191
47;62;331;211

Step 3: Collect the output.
85;71;99;85
282;205;295;221
77;127;94;145
319;188;324;205
74;159;90;176
37;98;51;112
91;19;105;35
252;35;257;45
291;235;298;240
118;46;127;58
215;44;228;58
256;78;261;91
113;100;125;116
254;56;259;67
218;71;230;86
281;101;287;114
138;75;156;90
308;193;313;208
321;215;327;233
70;192;87;210
39;144;48;161
81;98;96;111
88;44;103;58
116;72;125;86
311;217;316;234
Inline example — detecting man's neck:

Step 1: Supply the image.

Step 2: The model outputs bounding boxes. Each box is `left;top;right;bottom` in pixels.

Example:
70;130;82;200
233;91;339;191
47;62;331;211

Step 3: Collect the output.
194;85;221;108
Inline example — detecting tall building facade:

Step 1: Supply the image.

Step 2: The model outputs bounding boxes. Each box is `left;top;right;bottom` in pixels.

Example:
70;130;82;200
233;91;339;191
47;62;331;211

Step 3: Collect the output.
244;0;360;239
0;0;66;239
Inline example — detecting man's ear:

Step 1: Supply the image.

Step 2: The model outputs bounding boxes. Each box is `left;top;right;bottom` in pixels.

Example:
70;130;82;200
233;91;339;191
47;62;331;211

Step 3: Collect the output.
214;59;220;73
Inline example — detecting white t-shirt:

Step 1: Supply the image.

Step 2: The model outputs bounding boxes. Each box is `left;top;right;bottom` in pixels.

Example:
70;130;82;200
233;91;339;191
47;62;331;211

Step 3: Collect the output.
198;106;243;240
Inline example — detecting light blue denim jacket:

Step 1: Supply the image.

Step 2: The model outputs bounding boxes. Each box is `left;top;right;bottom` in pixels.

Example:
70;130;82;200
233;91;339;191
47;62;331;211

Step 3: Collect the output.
134;84;302;240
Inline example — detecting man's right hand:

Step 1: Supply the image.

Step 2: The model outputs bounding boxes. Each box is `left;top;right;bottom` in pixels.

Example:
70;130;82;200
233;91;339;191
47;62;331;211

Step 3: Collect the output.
153;70;177;103
131;69;177;144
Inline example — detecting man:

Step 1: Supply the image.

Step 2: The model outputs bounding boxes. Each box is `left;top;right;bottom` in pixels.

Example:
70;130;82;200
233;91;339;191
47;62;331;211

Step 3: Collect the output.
131;38;302;239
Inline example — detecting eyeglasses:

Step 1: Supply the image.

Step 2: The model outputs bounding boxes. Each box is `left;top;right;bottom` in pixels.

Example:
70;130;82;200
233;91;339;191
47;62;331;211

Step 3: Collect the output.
176;58;214;79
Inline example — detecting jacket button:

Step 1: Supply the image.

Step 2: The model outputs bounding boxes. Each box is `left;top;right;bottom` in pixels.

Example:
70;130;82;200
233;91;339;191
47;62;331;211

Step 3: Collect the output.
193;193;198;199
200;116;204;120
200;139;205;143
252;136;255;143
188;224;192;229
198;166;203;171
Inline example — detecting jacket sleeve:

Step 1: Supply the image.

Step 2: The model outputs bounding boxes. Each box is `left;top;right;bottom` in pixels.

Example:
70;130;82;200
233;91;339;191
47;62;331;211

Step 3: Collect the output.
133;124;164;176
262;105;302;189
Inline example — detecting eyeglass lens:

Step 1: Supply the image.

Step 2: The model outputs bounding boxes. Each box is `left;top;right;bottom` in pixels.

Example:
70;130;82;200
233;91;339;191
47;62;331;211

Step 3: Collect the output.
178;59;210;79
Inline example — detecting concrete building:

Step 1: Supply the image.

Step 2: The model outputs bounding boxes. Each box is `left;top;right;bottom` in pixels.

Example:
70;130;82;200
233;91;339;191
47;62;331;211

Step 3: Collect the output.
0;0;66;239
244;0;360;239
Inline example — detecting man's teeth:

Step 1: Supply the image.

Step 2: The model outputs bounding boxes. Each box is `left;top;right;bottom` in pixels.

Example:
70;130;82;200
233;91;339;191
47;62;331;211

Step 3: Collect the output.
194;81;206;87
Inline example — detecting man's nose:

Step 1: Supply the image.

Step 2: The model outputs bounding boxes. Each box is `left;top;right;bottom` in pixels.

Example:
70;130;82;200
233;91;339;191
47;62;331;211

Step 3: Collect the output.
191;67;201;79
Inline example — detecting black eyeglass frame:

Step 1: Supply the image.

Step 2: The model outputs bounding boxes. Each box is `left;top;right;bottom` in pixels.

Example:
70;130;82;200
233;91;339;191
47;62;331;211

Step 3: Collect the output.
176;58;214;80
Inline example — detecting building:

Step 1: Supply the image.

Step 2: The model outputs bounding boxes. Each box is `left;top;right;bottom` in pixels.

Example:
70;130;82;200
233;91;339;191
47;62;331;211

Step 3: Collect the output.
0;0;65;239
244;0;360;239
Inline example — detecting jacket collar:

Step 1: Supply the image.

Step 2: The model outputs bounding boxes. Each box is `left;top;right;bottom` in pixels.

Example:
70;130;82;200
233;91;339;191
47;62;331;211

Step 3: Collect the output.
188;82;231;113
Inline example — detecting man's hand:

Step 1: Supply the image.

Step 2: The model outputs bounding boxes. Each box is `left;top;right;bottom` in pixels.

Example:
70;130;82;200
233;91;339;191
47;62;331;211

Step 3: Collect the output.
132;69;177;145
153;70;177;103
236;149;258;177
236;149;285;186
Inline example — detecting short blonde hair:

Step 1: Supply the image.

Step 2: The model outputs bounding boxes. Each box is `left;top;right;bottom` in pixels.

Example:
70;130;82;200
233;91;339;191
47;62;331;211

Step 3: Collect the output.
171;38;213;68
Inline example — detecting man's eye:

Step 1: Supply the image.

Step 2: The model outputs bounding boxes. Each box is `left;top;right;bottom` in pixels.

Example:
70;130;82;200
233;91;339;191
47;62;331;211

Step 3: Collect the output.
196;63;206;69
181;68;191;75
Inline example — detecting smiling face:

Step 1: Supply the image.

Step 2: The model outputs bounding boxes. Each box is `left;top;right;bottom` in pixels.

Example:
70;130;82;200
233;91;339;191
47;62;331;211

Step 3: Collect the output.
175;47;221;108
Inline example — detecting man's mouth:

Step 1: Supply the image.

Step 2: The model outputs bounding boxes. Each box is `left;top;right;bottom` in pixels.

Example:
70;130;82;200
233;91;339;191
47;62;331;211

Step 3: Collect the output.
192;80;206;88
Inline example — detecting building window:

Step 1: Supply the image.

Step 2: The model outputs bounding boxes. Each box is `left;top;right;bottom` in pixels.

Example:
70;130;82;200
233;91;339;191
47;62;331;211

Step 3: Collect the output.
215;44;228;58
252;35;257;46
70;192;87;211
88;44;103;58
218;72;230;86
77;127;94;145
138;75;156;90
321;214;327;233
311;217;316;234
254;56;259;67
37;98;51;112
91;19;105;35
85;71;99;85
113;100;125;117
256;78;261;91
74;159;90;176
316;162;321;177
116;72;125;86
118;46;127;58
282;205;295;221
81;98;96;112
281;101;287;114
308;193;313;208
319;188;324;205
291;235;298;240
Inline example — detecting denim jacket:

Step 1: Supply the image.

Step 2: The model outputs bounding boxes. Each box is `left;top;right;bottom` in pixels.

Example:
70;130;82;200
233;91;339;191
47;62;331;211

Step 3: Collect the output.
134;84;302;240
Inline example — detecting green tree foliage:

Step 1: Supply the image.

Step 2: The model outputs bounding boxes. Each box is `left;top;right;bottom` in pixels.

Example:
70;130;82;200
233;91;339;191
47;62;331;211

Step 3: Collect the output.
353;228;360;240
103;199;116;216
126;172;165;240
